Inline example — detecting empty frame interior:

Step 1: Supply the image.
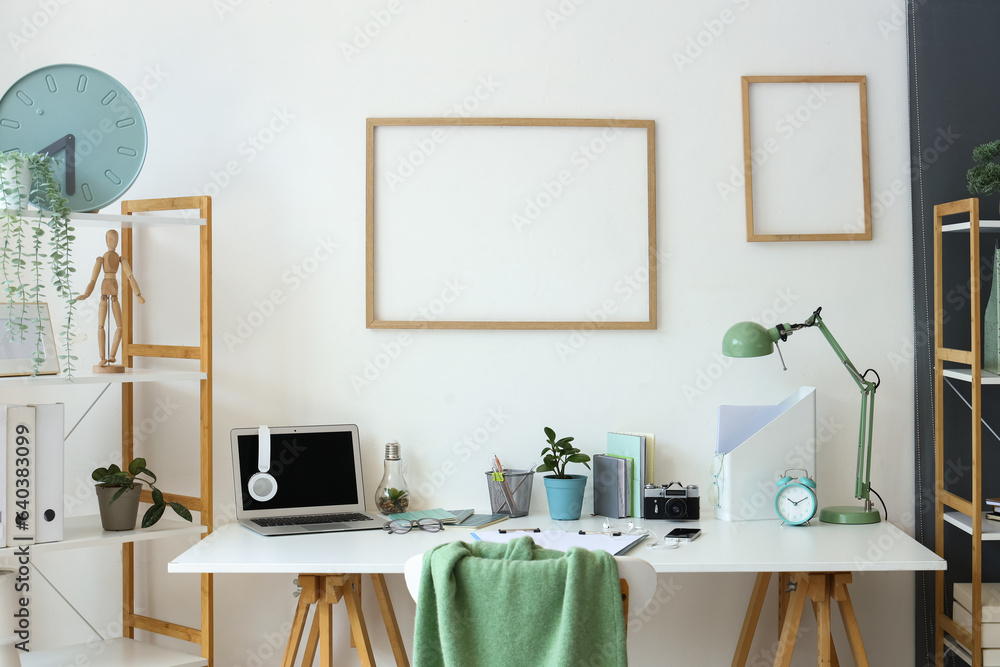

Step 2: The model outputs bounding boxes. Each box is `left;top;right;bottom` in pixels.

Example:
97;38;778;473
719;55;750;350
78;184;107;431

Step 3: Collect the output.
366;118;656;329
742;76;871;242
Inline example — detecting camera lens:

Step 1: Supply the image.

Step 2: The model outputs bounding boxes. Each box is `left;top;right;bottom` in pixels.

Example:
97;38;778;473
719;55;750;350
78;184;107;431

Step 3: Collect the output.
665;498;687;519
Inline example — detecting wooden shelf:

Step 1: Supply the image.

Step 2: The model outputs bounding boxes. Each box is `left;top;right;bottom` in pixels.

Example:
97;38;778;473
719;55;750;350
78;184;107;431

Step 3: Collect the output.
943;512;1000;541
20;637;207;667
0;209;205;228
0;515;206;558
0;368;205;388
942;219;1000;233
943;368;1000;384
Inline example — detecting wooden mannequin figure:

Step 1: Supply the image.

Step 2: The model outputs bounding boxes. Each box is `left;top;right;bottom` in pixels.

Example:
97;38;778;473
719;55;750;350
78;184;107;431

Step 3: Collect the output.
76;229;145;373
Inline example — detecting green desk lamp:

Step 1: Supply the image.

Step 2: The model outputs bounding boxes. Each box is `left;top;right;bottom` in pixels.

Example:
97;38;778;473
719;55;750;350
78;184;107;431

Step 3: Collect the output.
722;306;881;525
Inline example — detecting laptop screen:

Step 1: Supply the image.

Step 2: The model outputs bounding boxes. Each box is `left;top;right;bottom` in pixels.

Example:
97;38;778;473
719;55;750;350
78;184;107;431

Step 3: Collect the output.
232;425;362;513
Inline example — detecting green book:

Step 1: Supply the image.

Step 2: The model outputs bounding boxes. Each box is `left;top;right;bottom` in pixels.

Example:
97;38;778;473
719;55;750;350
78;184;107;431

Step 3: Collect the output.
387;508;473;524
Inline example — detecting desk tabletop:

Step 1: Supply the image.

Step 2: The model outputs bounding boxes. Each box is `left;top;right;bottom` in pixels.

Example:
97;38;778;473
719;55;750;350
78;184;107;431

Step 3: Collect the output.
169;514;944;575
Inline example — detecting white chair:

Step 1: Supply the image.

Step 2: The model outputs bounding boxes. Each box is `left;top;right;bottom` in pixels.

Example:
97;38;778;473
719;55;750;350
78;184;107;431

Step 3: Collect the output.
403;552;657;624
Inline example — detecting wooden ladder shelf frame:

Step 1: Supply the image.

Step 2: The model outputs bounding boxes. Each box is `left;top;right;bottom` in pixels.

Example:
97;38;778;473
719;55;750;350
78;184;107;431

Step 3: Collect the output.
119;196;214;665
933;197;985;667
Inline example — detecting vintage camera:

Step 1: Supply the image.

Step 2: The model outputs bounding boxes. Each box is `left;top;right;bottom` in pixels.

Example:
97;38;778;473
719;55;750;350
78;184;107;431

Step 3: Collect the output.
643;483;700;520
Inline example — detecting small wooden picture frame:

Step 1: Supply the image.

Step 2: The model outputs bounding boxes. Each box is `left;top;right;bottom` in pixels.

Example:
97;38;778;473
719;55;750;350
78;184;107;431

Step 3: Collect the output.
741;75;872;242
0;303;60;376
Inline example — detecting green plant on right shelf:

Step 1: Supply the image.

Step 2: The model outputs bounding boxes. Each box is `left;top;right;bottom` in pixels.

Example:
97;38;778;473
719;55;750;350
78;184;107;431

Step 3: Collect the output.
968;139;1000;207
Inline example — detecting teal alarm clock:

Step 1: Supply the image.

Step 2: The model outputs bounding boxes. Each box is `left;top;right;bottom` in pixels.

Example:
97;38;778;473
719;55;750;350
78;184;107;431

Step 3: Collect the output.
0;64;147;212
774;469;818;525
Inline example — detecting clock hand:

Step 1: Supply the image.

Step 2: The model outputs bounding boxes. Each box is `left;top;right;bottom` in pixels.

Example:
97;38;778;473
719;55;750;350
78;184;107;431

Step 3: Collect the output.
37;134;76;196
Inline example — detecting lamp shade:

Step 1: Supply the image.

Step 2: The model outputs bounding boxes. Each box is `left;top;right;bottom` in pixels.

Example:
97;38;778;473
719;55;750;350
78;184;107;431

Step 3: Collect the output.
722;321;776;358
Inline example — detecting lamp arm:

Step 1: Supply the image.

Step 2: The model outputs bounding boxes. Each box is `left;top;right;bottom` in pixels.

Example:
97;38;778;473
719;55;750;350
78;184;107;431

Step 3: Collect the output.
807;309;877;504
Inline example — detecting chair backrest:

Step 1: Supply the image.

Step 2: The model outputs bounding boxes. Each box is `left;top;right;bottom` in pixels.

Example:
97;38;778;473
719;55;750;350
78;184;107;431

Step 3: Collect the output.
402;552;657;620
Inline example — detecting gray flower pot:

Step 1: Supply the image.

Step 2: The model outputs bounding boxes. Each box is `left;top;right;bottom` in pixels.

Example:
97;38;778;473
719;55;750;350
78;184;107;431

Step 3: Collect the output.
96;482;142;531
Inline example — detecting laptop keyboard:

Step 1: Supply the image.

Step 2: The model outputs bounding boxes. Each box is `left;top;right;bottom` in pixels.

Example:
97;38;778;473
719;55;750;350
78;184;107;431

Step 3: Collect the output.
251;512;375;527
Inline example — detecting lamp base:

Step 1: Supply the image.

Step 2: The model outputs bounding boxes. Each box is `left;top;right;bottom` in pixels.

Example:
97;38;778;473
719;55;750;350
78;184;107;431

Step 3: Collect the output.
819;505;881;525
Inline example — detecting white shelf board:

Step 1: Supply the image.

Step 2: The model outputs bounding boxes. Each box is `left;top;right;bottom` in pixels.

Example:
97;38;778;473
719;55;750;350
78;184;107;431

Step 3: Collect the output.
20;637;207;667
944;634;974;665
0;209;205;228
944;511;1000;540
943;220;1000;233
943;368;1000;384
0;367;205;387
0;515;206;557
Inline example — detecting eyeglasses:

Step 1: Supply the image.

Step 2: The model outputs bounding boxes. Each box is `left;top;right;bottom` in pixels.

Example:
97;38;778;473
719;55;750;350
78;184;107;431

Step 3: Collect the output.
382;518;443;534
708;453;725;508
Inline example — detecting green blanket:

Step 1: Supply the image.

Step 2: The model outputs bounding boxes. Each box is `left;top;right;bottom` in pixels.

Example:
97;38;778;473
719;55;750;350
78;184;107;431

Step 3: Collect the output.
413;537;627;667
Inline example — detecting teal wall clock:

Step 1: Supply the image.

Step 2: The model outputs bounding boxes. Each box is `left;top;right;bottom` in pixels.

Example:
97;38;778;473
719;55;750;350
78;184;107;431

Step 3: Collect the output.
0;64;147;212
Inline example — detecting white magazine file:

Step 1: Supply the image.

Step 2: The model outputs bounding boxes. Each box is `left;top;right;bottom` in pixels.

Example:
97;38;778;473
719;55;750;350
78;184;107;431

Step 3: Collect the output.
716;387;816;522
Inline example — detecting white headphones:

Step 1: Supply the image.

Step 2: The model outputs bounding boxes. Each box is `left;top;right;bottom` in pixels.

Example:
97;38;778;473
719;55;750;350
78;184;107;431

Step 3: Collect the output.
248;425;278;502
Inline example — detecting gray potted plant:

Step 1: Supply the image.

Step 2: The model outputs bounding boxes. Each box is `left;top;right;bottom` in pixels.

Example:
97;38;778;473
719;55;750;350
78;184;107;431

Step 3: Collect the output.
92;458;193;531
0;151;76;375
537;426;591;520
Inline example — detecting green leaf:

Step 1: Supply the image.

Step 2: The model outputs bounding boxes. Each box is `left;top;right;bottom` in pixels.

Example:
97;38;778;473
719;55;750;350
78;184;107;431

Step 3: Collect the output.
128;458;145;476
170;502;192;522
108;463;121;475
110;486;131;504
139;467;156;484
92;467;109;481
543;426;555;441
152;487;163;505
141;503;166;528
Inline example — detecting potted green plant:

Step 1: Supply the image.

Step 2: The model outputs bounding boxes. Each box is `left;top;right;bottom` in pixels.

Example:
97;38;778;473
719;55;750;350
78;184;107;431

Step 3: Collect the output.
0;151;76;375
968;139;1000;215
537;426;591;520
92;458;193;531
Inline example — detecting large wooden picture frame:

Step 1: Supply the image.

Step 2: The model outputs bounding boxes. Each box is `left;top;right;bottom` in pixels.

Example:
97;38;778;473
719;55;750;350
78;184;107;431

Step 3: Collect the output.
741;75;872;242
366;117;657;330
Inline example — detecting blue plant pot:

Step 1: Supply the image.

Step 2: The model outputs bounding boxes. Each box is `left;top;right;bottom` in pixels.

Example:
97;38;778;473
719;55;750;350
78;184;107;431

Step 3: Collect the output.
542;474;587;520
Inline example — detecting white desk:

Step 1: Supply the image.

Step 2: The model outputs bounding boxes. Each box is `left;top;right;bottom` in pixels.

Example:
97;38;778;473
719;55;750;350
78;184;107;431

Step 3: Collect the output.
170;515;944;666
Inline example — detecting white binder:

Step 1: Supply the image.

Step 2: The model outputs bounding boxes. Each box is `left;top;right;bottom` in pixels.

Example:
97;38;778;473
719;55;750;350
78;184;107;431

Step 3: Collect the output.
34;403;64;544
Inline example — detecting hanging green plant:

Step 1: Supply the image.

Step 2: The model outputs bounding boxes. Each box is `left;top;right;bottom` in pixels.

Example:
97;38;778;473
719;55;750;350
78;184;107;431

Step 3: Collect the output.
0;151;76;376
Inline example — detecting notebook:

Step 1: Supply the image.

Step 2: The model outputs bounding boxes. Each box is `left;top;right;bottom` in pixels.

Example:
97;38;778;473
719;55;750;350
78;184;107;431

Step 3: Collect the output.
231;424;386;536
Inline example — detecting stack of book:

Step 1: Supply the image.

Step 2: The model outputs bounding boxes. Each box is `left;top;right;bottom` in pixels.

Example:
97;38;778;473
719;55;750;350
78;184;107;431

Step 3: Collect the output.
1;403;64;547
987;497;1000;523
952;582;1000;666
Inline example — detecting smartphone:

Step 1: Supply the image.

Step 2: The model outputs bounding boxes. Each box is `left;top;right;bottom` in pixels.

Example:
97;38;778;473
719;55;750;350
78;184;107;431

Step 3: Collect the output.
665;527;702;541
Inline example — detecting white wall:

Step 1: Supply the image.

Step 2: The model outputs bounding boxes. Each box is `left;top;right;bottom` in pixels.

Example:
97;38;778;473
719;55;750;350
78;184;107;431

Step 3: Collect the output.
3;1;917;665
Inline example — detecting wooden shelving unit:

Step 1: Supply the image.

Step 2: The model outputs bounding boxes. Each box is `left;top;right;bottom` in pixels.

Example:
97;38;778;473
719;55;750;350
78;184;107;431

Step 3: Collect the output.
0;197;214;667
933;197;996;667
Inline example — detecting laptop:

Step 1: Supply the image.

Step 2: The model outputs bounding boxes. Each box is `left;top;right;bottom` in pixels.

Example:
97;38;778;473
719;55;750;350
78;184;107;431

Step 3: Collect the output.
231;424;387;536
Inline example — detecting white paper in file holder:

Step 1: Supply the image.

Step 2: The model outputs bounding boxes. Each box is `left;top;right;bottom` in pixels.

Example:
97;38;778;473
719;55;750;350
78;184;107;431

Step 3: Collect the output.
716;387;816;522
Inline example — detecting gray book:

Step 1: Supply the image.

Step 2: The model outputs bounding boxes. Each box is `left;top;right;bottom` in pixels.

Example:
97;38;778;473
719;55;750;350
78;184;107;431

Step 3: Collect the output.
593;454;628;518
